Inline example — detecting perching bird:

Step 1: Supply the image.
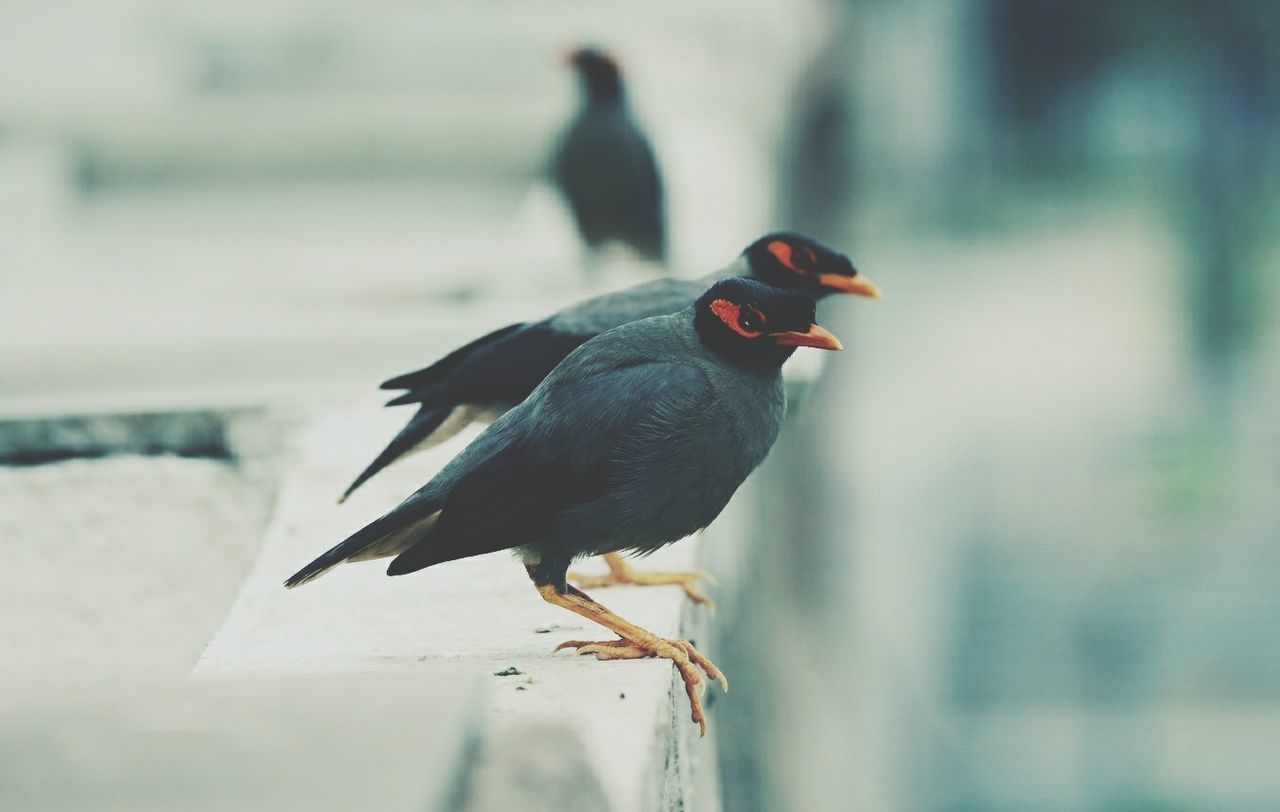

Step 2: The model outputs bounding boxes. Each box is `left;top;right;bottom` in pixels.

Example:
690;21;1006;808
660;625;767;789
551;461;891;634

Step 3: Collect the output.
342;232;877;505
552;47;666;264
287;278;845;733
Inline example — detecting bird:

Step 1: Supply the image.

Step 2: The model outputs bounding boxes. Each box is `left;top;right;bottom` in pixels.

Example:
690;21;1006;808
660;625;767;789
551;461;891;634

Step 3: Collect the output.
552;47;666;265
340;233;878;606
342;232;876;505
286;277;846;734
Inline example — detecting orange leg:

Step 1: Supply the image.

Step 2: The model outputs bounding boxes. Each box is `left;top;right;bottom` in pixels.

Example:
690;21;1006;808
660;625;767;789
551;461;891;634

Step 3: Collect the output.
568;551;717;610
530;569;728;736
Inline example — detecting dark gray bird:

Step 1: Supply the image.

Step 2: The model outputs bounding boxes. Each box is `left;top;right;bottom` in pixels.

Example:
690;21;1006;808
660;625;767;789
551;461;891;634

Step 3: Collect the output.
553;47;666;264
341;232;877;504
287;278;844;734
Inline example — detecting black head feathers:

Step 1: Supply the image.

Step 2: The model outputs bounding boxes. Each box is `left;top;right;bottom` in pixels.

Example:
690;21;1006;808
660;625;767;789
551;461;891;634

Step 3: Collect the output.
743;232;879;300
569;47;624;104
694;278;840;370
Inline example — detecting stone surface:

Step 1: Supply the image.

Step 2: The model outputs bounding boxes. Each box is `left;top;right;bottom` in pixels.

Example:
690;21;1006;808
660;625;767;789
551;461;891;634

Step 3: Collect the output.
459;722;611;812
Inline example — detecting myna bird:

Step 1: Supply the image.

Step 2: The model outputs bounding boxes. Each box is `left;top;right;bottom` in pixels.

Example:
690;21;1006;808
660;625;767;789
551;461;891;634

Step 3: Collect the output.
287;278;845;734
343;233;875;503
553;47;666;264
341;233;878;605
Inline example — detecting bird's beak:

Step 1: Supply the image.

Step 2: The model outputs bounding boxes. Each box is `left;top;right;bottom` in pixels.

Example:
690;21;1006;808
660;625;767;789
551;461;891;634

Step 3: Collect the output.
773;324;843;351
818;273;882;299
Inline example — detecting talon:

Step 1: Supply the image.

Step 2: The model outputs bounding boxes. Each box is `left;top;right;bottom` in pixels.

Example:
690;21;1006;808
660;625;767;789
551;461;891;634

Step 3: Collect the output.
682;585;715;612
672;639;728;692
572;552;717;609
532;577;726;735
550;634;722;726
678;669;708;736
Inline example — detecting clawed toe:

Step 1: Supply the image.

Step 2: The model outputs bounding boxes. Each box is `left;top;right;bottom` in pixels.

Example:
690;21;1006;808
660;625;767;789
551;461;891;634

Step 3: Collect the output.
534;577;724;736
552;635;727;733
671;639;729;692
678;580;715;612
567;554;717;610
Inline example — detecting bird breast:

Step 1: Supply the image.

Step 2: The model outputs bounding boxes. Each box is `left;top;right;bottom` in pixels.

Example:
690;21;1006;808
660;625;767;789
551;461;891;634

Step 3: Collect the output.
582;370;786;556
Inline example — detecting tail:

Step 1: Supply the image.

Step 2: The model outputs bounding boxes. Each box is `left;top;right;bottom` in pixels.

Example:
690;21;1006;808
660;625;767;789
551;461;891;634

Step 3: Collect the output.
384;387;442;408
284;502;441;589
338;406;455;503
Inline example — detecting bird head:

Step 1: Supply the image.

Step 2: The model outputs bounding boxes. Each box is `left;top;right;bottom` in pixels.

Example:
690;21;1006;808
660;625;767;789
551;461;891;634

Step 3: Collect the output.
566;47;624;103
743;232;880;300
694;278;842;370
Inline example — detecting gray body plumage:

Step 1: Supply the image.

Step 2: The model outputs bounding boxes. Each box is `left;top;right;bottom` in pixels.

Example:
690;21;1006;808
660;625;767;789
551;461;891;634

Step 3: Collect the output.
553;100;665;262
291;307;785;590
509;309;785;570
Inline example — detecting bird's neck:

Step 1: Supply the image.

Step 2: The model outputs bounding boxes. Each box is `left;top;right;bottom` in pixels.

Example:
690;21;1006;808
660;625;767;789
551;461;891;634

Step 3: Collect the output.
583;76;625;106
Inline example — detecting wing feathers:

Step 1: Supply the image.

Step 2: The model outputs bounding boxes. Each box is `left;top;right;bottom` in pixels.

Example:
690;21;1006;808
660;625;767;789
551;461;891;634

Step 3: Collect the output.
283;497;442;588
379;323;524;392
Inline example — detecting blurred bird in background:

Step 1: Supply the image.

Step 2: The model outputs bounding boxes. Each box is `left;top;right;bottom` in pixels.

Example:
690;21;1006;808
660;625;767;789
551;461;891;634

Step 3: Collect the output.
288;278;845;734
552;47;667;271
340;232;877;515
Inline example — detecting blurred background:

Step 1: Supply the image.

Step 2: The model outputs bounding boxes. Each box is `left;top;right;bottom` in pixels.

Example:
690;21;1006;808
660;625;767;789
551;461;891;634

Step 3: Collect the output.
3;1;1279;810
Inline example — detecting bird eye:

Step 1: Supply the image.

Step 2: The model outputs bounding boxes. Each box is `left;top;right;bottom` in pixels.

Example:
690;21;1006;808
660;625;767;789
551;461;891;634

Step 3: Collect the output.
738;308;763;333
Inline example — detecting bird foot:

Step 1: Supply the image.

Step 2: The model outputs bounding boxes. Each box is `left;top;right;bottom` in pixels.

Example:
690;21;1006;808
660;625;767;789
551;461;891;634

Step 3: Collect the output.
568;556;717;611
555;636;728;735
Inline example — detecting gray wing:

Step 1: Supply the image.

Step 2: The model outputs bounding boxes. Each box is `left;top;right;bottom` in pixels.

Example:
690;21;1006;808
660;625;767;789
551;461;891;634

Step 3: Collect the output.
383;356;718;577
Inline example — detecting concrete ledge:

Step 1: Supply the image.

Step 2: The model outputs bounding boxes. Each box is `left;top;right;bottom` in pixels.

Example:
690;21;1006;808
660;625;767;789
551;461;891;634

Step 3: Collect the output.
193;402;721;811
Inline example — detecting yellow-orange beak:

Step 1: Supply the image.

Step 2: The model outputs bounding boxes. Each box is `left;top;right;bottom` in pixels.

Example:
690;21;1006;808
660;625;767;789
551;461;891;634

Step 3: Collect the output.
818;273;882;299
773;323;843;351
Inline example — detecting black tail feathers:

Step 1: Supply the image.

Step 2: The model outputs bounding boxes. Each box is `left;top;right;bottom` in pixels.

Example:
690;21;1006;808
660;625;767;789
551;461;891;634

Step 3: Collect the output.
338;406;454;503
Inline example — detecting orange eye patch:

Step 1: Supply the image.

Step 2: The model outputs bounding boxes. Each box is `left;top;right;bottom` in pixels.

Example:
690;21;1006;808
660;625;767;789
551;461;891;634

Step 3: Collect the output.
767;240;816;273
767;240;796;272
710;298;767;338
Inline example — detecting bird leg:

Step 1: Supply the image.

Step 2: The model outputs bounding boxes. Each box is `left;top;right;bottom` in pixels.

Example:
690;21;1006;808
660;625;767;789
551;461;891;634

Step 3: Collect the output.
567;552;717;610
530;570;728;736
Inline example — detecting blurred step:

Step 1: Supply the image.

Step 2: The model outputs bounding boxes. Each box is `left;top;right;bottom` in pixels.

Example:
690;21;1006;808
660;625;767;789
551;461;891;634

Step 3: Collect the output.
0;677;478;812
